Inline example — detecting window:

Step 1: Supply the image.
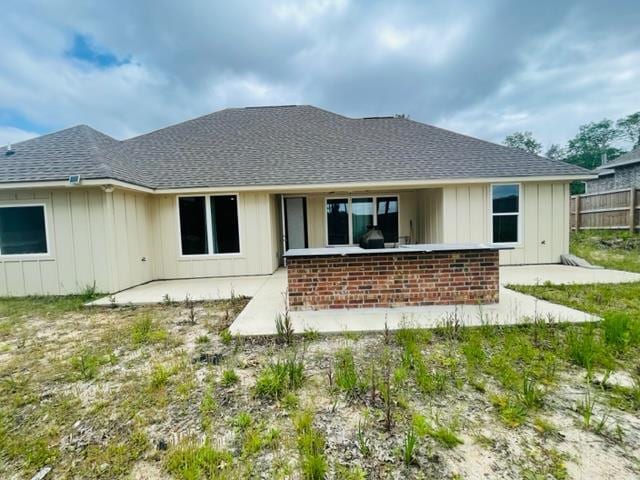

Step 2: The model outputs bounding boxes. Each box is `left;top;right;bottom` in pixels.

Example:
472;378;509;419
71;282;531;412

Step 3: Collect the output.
491;184;520;244
351;198;373;244
0;205;48;255
326;195;399;245
326;198;349;245
178;195;240;255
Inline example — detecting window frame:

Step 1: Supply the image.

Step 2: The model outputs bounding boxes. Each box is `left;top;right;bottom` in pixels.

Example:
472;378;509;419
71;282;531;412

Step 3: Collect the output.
0;203;51;258
324;194;401;246
489;183;522;246
176;193;242;258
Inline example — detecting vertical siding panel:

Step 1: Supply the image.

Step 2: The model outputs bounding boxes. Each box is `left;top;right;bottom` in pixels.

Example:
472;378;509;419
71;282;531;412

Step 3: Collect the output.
537;183;553;263
441;187;457;243
51;190;77;293
69;191;94;289
22;262;41;294
5;262;25;296
455;186;470;242
40;261;59;295
468;186;486;242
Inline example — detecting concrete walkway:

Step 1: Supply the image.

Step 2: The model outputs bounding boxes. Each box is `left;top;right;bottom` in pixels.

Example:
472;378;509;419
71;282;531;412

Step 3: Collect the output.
500;264;640;286
88;273;274;306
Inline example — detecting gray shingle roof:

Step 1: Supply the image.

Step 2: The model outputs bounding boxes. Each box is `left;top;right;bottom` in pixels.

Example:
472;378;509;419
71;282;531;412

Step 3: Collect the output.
1;105;591;189
594;147;640;171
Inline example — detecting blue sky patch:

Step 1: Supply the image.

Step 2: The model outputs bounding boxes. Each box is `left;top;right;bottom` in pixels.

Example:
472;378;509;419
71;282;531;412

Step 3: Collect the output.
66;33;129;68
0;109;46;135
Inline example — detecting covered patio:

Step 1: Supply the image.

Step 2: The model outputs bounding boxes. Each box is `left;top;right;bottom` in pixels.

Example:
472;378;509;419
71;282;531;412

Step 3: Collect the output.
89;265;640;336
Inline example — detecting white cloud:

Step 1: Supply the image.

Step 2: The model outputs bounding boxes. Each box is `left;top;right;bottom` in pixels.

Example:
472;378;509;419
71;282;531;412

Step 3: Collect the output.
0;127;40;146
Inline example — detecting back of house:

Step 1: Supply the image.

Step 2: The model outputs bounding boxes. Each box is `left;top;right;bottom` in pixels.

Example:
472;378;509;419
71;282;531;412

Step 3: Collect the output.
0;105;593;296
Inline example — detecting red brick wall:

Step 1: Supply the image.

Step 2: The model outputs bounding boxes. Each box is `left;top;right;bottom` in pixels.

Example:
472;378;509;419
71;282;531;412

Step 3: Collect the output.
286;250;499;310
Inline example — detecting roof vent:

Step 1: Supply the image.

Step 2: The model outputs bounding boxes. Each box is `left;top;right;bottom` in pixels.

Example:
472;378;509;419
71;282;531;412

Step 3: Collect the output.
5;143;14;156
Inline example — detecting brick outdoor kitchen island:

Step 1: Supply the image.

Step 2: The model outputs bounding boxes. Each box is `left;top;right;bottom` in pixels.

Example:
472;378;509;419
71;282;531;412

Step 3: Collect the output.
284;244;506;311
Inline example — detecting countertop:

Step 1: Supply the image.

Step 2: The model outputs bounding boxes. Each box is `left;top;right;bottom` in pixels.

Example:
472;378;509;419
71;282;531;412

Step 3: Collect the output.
283;243;512;258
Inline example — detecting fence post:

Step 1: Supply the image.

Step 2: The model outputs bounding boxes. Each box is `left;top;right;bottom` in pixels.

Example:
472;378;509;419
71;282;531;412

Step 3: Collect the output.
575;195;581;231
630;187;637;233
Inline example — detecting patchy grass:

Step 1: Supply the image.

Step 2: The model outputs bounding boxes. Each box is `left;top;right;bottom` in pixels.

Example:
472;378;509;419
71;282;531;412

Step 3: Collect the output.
1;293;640;479
509;281;640;317
571;230;640;273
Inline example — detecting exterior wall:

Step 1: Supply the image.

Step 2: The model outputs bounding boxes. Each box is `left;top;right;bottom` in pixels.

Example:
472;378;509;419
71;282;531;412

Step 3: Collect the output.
150;191;279;280
416;188;443;243
108;189;155;291
287;250;499;310
0;187;154;295
440;182;570;265
587;164;640;193
303;190;417;247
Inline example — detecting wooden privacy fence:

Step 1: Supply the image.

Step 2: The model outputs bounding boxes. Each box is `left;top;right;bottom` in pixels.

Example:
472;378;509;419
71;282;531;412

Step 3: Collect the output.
571;187;639;232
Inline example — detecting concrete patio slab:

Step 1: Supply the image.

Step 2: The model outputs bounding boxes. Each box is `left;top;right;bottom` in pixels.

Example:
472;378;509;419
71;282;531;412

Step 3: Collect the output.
500;264;640;286
89;264;637;336
88;274;273;306
229;285;597;336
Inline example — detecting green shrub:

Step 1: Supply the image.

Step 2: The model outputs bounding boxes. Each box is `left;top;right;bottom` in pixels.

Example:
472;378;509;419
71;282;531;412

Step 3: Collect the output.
520;376;544;409
70;350;110;380
150;364;173;389
220;328;233;345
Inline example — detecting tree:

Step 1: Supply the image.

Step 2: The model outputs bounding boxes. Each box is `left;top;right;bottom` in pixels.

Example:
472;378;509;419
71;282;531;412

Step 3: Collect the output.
503;131;543;155
565;119;622;170
616;112;640;148
545;144;566;161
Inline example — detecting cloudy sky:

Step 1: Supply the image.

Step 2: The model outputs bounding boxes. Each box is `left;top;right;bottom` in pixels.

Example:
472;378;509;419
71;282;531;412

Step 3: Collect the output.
2;0;640;151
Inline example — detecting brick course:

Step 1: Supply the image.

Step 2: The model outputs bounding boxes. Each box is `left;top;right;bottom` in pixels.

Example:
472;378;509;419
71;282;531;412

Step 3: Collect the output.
286;250;499;310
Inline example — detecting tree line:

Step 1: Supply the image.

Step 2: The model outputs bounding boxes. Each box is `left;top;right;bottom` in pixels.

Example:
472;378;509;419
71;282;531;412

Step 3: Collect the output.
503;112;640;171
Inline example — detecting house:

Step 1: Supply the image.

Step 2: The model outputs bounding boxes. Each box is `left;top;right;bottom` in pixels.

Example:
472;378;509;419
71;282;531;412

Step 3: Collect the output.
0;105;592;297
587;147;640;193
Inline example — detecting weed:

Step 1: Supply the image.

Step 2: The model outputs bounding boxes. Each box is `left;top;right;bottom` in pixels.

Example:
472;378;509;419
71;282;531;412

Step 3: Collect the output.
416;414;463;448
233;411;253;431
70;350;109;380
219;328;233;345
184;295;197;324
293;411;327;480
334;348;361;397
462;333;485;369
336;464;367;480
577;389;596;430
533;416;557;436
355;419;371;457
200;388;217;415
281;392;299;410
601;312;633;352
221;369;239;387
80;282;98;301
165;439;234;479
302;328;320;342
196;334;210;344
131;314;168;345
402;427;418;465
565;324;600;373
490;393;527;427
150;364;173;390
255;354;304;400
520;376;544;409
381;347;393;432
275;310;294;345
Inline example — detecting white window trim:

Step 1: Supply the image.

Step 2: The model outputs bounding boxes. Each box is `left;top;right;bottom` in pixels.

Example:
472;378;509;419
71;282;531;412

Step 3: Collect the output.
0;203;51;258
324;194;401;246
176;193;243;258
489;183;522;246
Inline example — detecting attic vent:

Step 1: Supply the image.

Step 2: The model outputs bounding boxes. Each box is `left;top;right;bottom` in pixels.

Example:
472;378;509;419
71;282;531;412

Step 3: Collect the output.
361;116;395;120
5;143;14;156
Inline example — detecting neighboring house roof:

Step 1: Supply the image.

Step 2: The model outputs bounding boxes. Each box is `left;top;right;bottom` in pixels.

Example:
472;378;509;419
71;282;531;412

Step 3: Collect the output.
0;105;592;190
593;147;640;174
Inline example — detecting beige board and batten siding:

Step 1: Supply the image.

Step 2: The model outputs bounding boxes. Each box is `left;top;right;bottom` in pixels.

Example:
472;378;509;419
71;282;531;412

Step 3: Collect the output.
440;182;570;264
0;188;153;296
303;190;417;247
150;191;279;279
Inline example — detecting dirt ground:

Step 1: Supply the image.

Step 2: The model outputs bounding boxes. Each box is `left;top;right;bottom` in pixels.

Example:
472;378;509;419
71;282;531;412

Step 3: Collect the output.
1;297;639;479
